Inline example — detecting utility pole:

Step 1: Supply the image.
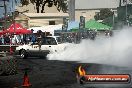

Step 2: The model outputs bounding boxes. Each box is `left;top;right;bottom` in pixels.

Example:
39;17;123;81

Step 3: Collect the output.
0;5;4;30
68;0;75;21
12;0;16;33
119;0;121;7
125;0;128;25
112;11;115;28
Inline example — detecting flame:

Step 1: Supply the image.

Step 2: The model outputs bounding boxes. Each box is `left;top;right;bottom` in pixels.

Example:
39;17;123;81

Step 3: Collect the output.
78;66;86;76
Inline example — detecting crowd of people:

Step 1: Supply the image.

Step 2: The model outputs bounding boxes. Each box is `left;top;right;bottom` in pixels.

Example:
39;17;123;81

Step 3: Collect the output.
0;34;31;45
0;29;113;45
0;30;45;45
56;30;113;44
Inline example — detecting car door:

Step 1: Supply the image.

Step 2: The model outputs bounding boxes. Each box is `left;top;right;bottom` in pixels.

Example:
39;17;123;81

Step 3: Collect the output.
27;43;40;56
41;37;58;53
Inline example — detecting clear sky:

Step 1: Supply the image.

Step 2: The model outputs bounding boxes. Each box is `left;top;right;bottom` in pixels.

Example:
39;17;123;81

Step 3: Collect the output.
0;0;20;18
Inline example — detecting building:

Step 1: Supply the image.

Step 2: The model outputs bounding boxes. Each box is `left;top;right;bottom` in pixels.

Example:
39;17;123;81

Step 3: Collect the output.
15;0;120;28
15;1;68;28
16;1;62;13
17;13;69;28
75;0;119;21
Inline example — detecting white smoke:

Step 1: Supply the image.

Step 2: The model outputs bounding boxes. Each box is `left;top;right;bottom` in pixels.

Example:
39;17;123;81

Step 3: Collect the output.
47;27;132;67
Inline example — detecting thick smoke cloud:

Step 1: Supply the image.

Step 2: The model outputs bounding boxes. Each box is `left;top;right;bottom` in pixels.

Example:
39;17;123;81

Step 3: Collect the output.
48;27;132;68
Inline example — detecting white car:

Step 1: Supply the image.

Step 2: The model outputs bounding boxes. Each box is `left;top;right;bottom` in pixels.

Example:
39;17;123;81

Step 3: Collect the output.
15;36;67;59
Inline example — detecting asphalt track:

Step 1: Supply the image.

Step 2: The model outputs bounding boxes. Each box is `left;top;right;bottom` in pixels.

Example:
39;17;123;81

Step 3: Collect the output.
0;57;131;88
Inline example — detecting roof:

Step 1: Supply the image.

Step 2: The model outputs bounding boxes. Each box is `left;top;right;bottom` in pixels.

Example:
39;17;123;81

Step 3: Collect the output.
85;20;112;30
23;13;69;18
70;20;112;31
29;24;63;35
75;0;119;10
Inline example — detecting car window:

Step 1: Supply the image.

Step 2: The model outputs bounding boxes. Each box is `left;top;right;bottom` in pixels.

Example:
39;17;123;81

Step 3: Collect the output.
42;37;57;45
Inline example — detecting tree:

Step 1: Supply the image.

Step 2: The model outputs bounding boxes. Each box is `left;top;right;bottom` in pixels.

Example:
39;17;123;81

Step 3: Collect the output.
19;0;68;13
94;9;114;20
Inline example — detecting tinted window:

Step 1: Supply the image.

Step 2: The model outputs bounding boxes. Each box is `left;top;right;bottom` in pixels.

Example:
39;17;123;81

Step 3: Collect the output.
42;37;57;45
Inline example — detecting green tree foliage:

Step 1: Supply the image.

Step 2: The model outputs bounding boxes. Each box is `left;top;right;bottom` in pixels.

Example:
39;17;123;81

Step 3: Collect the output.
94;9;114;20
19;0;68;13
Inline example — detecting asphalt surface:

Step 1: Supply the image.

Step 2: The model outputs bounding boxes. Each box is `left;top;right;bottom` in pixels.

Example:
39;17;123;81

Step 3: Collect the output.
0;56;132;88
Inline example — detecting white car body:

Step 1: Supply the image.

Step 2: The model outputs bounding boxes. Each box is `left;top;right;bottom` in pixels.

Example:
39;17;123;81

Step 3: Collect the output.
15;36;68;58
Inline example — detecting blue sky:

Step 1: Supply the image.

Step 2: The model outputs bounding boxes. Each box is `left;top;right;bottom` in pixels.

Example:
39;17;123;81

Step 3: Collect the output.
0;0;20;18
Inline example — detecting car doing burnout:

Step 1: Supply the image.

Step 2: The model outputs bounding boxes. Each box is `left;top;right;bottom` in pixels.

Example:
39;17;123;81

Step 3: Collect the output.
15;36;67;59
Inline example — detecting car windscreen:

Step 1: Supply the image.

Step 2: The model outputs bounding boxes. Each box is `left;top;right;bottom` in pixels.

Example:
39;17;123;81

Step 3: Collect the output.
42;37;57;45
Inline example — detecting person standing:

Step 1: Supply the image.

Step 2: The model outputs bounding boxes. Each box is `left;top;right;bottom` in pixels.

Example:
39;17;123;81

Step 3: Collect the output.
31;34;36;45
4;35;10;44
0;36;2;45
37;30;43;50
1;35;4;44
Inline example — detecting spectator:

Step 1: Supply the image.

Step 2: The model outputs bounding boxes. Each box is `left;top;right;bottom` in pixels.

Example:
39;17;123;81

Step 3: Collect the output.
16;35;21;44
37;30;43;50
23;34;27;44
20;34;24;44
31;34;36;45
1;35;4;44
12;35;17;45
4;35;10;44
0;37;2;45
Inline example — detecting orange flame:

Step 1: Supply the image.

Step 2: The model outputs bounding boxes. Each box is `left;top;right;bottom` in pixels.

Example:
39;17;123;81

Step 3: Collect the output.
78;66;86;76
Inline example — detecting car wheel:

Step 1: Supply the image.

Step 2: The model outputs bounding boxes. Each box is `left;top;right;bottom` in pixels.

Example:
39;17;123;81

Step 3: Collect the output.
39;54;47;59
20;50;27;59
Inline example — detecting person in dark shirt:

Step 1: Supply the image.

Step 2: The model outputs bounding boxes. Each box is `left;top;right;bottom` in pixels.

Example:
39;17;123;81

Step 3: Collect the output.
37;30;43;50
4;35;10;44
31;34;36;45
0;37;2;45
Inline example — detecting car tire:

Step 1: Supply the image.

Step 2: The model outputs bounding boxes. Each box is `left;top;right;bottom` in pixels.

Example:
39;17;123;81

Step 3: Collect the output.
20;49;27;59
39;54;47;59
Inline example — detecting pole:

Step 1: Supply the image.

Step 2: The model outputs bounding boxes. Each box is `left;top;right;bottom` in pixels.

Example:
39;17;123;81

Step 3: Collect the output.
4;0;7;29
10;0;15;53
126;0;128;25
68;0;75;21
12;0;16;33
12;0;16;45
112;11;115;28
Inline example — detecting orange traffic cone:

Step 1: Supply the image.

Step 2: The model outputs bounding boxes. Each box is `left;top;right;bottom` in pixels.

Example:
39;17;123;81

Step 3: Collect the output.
22;71;31;88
